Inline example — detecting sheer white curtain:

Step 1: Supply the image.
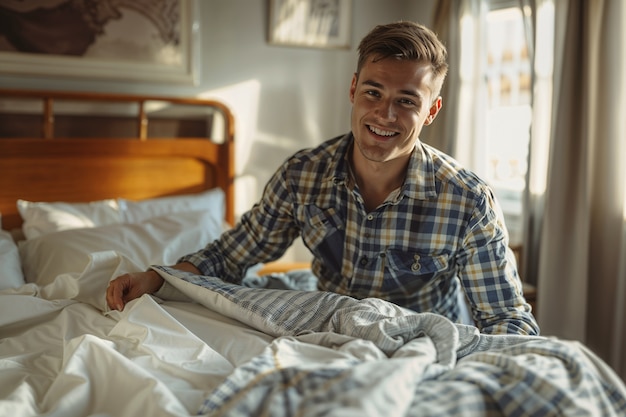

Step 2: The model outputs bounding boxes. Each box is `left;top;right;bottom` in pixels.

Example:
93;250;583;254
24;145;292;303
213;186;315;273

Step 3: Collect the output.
427;0;487;169
431;0;626;379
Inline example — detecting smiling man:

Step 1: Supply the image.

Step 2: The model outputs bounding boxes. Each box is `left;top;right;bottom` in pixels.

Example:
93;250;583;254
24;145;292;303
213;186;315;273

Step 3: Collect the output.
107;21;539;336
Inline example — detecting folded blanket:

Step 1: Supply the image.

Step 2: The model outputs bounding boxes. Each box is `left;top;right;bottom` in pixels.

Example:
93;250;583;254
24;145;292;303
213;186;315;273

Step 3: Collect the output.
152;266;461;359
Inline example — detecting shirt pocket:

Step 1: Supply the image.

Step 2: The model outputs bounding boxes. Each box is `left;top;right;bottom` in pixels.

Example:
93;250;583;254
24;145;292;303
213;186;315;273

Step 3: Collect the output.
383;250;450;294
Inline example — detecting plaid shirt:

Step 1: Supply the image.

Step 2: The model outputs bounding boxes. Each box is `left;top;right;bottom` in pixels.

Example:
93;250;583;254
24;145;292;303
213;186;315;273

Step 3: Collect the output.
180;133;539;335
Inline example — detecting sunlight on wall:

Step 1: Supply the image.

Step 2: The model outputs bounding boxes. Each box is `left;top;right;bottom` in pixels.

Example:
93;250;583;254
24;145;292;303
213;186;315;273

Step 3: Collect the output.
198;79;261;218
198;79;311;263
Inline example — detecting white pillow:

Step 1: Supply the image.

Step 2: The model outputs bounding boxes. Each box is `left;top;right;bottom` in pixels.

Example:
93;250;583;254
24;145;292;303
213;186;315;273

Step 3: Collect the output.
17;199;122;240
0;229;25;290
19;210;222;286
118;188;225;224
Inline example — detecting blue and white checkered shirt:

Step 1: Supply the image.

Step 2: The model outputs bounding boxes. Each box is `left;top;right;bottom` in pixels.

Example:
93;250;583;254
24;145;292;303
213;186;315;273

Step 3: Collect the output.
180;133;539;335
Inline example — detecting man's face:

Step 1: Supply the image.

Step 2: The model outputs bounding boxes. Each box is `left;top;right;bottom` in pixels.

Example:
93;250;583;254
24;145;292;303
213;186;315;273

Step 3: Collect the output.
349;57;442;165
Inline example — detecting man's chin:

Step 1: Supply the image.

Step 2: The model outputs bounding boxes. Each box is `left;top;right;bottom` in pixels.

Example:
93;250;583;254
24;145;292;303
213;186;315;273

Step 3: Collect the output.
356;142;393;163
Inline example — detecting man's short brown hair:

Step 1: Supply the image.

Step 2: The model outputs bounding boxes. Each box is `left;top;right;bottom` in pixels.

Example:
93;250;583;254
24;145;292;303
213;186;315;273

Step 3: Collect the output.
356;21;448;98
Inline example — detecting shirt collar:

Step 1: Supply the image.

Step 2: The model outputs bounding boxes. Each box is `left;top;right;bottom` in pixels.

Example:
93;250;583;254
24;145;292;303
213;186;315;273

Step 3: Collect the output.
326;133;437;201
325;132;353;186
403;142;438;200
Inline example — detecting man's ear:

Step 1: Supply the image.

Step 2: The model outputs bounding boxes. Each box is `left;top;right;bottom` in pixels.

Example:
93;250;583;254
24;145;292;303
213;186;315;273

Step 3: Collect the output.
349;73;358;104
424;96;443;125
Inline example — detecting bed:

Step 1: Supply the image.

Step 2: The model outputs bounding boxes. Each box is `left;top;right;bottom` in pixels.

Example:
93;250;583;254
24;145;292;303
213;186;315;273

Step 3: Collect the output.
1;88;625;417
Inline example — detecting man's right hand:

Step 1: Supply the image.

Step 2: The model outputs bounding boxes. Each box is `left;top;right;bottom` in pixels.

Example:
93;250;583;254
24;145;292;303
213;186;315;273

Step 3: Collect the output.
106;269;164;312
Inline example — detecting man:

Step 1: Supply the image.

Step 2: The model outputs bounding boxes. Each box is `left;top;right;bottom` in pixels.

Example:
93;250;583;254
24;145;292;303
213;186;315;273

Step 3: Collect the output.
107;21;539;336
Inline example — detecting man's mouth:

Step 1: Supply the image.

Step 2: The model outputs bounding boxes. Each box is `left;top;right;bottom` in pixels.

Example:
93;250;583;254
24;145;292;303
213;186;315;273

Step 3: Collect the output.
368;125;397;138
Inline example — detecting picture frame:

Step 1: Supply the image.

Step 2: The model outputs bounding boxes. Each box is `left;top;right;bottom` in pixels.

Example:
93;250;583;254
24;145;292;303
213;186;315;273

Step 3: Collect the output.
0;0;200;85
268;0;352;49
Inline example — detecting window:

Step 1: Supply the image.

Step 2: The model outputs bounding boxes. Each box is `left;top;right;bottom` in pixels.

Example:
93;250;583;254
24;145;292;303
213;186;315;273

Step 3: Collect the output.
447;0;554;280
483;4;532;246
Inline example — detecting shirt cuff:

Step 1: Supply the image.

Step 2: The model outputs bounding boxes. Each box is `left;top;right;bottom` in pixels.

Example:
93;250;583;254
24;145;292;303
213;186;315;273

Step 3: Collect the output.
153;280;192;302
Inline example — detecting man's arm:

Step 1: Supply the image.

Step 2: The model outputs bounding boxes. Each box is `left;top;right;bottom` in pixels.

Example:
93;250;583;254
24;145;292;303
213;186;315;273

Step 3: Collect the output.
177;162;302;282
106;160;303;311
459;190;540;335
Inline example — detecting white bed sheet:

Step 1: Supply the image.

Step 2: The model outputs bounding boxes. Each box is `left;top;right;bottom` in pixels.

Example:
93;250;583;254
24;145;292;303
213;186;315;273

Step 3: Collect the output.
0;250;274;417
0;293;273;417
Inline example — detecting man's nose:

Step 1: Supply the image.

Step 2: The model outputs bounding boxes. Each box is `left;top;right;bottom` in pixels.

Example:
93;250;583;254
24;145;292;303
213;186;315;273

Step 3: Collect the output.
375;99;396;121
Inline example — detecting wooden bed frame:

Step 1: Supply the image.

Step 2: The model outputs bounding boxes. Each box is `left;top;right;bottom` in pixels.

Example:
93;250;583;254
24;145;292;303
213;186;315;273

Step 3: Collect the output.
0;88;235;232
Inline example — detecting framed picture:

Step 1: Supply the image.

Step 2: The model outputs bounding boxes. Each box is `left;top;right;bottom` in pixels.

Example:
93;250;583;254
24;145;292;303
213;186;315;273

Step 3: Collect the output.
0;0;200;85
268;0;352;49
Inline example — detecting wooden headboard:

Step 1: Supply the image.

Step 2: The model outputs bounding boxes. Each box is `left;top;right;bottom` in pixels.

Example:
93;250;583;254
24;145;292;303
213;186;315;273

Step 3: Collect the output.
0;89;235;231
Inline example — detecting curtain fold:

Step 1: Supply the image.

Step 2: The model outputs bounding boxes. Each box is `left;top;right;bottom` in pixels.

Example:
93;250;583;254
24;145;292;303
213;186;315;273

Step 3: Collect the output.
425;0;460;155
429;0;488;173
455;0;489;175
521;0;554;286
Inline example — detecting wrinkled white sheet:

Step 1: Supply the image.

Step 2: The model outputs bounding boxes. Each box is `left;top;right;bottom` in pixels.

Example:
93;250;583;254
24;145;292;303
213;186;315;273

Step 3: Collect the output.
0;252;272;417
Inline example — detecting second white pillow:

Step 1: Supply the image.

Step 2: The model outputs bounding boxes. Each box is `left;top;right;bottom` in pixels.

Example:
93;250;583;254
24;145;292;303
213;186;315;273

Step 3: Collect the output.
17;199;121;240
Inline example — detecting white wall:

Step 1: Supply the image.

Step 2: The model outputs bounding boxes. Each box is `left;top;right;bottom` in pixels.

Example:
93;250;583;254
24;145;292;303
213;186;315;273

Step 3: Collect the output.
0;0;436;262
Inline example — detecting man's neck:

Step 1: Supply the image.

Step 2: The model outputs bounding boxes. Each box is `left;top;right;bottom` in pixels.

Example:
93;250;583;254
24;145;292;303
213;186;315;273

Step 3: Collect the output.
350;153;409;212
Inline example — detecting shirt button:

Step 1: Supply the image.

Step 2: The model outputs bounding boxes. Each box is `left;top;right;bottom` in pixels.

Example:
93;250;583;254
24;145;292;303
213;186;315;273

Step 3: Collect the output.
367;214;374;221
360;256;368;266
411;255;421;272
364;232;370;238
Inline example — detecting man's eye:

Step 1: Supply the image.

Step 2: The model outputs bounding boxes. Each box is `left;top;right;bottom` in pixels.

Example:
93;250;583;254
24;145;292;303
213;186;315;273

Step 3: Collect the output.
365;90;380;97
399;98;416;106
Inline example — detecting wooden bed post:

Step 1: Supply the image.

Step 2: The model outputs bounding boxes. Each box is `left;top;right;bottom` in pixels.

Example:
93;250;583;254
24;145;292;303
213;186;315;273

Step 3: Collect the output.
43;97;54;139
138;100;148;140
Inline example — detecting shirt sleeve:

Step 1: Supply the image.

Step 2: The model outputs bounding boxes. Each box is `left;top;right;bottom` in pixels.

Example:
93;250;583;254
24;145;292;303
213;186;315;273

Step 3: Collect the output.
177;161;302;283
458;188;540;336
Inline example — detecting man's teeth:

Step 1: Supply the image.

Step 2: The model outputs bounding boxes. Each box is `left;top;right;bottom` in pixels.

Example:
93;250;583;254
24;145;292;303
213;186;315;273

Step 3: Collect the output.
369;126;396;137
